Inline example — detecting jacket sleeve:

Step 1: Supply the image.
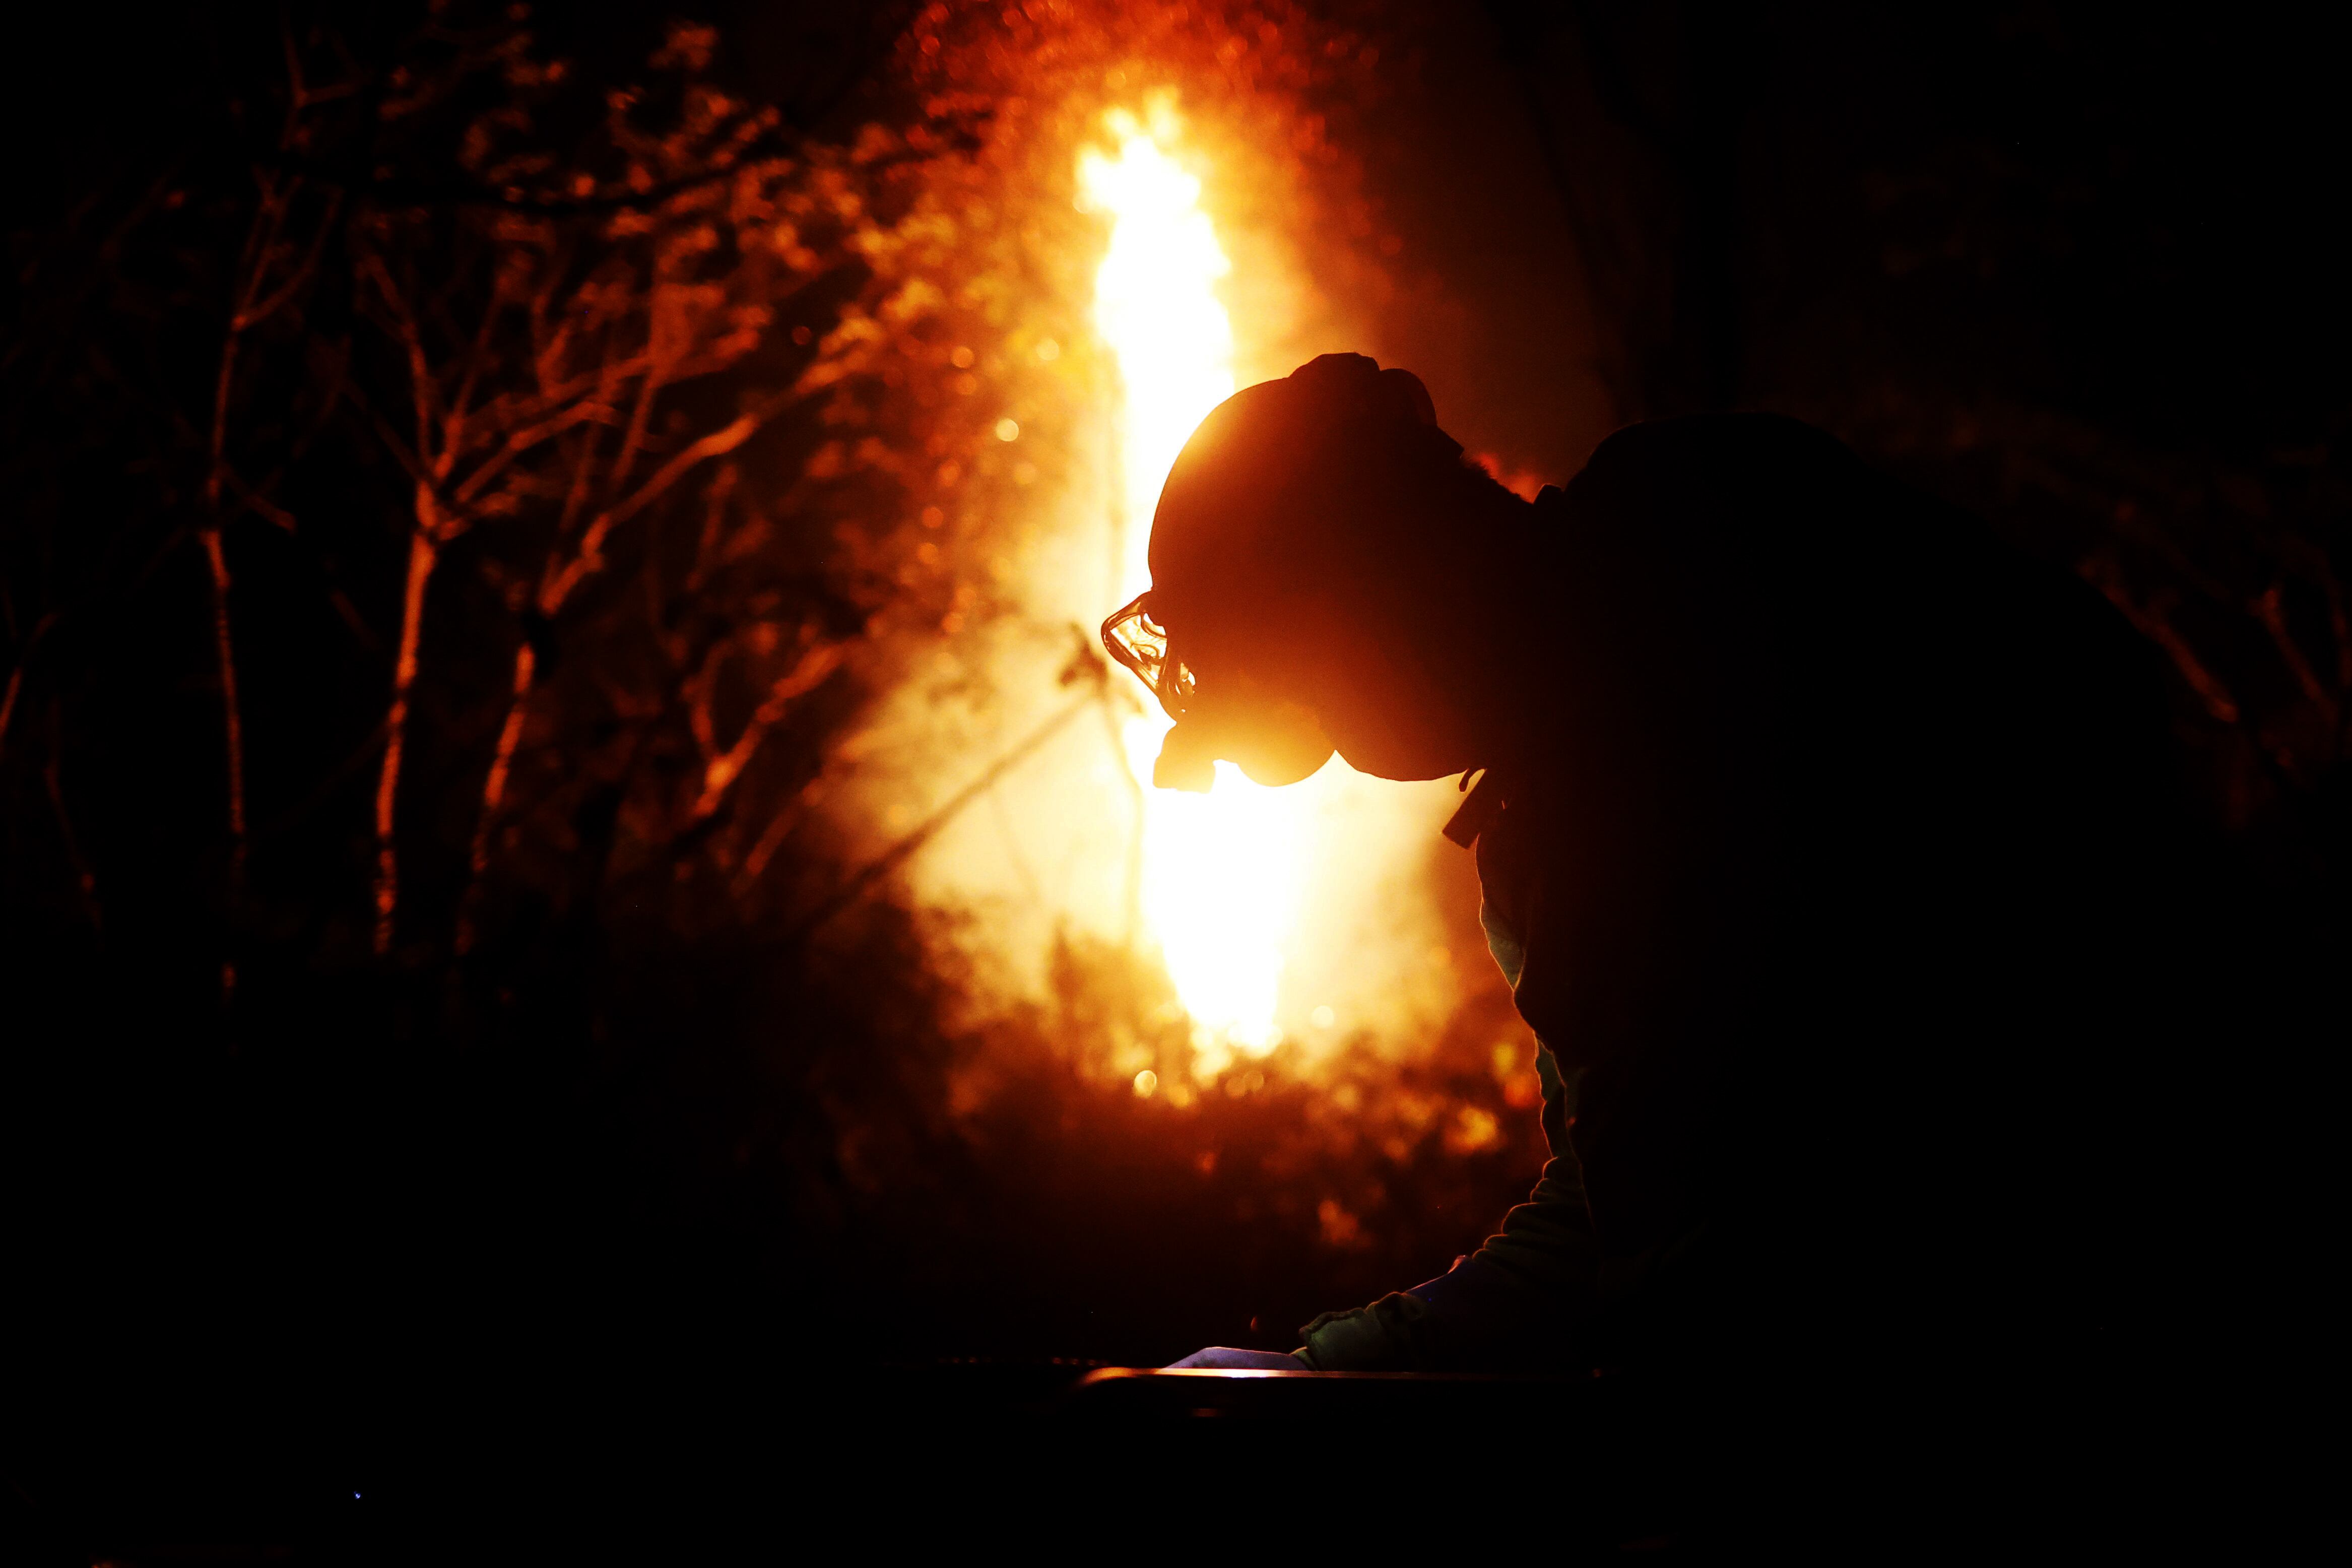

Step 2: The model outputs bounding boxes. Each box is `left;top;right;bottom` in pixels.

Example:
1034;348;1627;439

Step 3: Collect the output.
1295;893;1602;1371
1296;1041;1600;1371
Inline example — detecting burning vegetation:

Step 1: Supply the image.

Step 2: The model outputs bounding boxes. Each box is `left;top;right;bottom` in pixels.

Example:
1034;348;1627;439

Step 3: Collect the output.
0;0;1545;1368
2;0;2342;1387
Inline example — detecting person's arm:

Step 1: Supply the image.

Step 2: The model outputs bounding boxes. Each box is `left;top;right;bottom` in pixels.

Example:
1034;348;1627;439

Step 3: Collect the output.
1293;1042;1599;1371
1294;873;1603;1371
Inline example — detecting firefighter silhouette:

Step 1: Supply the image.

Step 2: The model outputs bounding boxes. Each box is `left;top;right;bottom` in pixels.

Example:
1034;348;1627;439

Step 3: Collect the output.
1106;354;2195;1381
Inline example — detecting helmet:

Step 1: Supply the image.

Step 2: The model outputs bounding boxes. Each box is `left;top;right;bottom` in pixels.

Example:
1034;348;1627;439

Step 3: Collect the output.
1101;354;1454;790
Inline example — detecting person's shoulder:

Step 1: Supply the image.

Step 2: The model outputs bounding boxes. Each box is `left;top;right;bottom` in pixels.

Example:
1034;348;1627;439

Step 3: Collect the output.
1553;414;1880;579
1574;413;1861;499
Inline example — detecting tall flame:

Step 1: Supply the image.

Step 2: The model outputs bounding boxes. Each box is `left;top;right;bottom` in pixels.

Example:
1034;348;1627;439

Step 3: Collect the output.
1081;114;1312;1071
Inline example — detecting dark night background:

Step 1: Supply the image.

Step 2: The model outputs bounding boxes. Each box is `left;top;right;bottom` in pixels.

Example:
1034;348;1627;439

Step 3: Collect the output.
2;0;2342;1542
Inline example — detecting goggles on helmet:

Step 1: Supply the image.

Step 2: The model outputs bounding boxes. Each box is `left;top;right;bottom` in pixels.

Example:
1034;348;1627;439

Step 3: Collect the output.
1100;592;1196;721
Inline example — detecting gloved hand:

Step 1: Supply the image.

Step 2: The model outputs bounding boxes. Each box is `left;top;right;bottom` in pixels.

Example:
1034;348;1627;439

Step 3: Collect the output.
1162;1346;1310;1370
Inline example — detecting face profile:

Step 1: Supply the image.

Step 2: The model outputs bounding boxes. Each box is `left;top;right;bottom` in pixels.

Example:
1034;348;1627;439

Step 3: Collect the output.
1103;586;1336;790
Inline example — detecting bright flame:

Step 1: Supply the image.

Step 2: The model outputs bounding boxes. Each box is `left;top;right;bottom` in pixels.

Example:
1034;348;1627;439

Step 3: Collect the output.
1081;113;1312;1065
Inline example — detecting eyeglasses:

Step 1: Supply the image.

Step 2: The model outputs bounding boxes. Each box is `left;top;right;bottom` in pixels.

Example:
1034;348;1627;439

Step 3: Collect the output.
1100;593;1195;721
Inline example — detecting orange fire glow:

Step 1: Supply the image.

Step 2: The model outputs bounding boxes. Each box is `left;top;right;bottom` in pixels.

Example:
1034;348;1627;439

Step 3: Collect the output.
1081;109;1313;1072
885;86;1483;1103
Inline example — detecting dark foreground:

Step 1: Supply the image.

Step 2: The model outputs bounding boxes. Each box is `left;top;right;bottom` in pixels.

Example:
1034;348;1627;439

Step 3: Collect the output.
6;1358;2290;1558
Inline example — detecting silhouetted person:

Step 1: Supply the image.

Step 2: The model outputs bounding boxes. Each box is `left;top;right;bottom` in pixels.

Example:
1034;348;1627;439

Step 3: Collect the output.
1105;353;2196;1407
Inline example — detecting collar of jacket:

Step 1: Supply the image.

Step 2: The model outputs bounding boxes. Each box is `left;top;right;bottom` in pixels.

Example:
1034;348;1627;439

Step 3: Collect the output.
1442;764;1509;848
